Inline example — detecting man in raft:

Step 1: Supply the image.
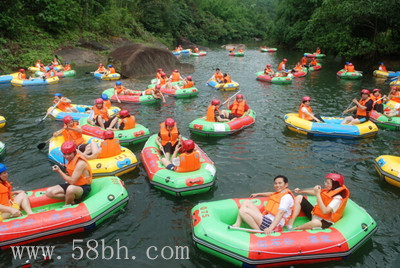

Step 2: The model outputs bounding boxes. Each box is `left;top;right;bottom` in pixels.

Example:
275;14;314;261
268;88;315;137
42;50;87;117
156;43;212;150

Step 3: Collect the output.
286;173;349;230
88;98;117;130
341;89;373;125
47;141;92;205
83;130;122;160
160;140;201;173
221;94;250;120
232;175;294;235
53;93;78;113
205;99;229;122
298;96;324;123
155;118;182;160
207;68;224;83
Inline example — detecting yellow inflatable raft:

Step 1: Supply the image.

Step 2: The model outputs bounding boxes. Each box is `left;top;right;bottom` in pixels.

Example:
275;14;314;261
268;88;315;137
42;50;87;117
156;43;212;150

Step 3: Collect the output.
0;116;5;128
374;155;400;188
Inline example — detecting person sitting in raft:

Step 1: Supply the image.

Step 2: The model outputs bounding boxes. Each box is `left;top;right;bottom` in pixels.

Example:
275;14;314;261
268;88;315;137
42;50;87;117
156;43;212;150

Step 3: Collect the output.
94;63;106;74
53;93;78;113
35;59;42;68
115;110;136;130
264;64;274;76
222;73;232;84
278;58;288;72
292;62;303;73
156;68;163;80
181;76;194;89
298;96;324;123
100;94;112;109
370;88;386;114
143;85;166;103
221;94;250;120
46;141;92;205
388;86;400;101
378;62;387;72
17;69;30;80
315;47;321;54
169;69;183;83
300;56;308;67
229;47;235;53
88;98;118;130
155;118;182;160
207;68;224;83
106;64;116;75
0;164;34;220
51;58;60;67
113;81;134;101
232;175;294;235
286;173;349;230
53;115;96;156
345;63;356;72
238;48;243;53
160;140;201;173
309;57;318;66
341;89;373;125
63;61;71;71
46;66;57;78
83;130;122;160
193;46;199;53
206;99;229;122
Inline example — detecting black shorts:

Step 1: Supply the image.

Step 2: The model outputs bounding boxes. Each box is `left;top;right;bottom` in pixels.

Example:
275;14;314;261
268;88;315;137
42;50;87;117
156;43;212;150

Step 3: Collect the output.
94;116;115;128
163;142;178;154
300;197;333;229
59;183;91;203
77;144;88;153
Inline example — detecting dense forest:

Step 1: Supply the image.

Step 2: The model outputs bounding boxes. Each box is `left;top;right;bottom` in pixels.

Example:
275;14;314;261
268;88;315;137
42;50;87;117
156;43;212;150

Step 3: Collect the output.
1;0;400;72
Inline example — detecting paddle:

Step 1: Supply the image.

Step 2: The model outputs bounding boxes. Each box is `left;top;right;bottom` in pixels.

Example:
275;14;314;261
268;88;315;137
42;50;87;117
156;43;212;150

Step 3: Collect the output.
227;226;264;233
37;99;61;125
54;55;63;66
37;137;52;150
85;71;95;74
388;76;399;82
221;90;242;106
340;101;355;117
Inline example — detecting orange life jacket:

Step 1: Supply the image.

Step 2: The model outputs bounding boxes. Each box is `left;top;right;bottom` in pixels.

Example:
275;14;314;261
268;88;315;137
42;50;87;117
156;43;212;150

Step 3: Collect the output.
224;75;232;83
379;65;387;72
298;103;313;121
214;72;223;81
104;100;111;109
18;73;26;80
263;188;295;224
312;185;350;223
121;116;136;130
301;57;307;66
194;47;199;53
310;60;318;66
62;123;84;145
108;67;116;74
278;62;285;71
206;105;219;122
159;77;167;86
144;88;153;95
175;151;201;172
47;69;57;77
344;65;348;71
171;72;181;82
264;67;273;74
356;97;371;117
294;65;302;71
182;81;194;89
347;65;355;72
98;139;122;159
0;180;12;207
55;98;72;112
230;100;247;116
97;66;106;72
156;72;162;79
66;154;92;186
316;49;321;54
370;93;382;107
159;123;179;146
92;105;109;121
114;85;125;94
64;64;71;71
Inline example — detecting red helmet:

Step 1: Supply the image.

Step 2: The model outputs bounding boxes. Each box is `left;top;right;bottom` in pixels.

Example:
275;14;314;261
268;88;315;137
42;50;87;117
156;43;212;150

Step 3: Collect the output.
165;118;175;127
119;109;129;117
283;58;287;62
361;89;370;95
19;69;25;72
302;96;311;102
325;173;344;186
61;141;76;154
40;64;44;67
157;68;162;72
161;72;166;76
99;63;103;66
267;64;271;67
186;76;192;81
62;115;73;124
211;99;221;105
182;140;195;151
174;69;178;72
37;59;41;62
236;94;244;100
348;63;353;66
49;66;53;70
155;85;161;89
372;88;380;93
104;130;114;139
95;98;104;104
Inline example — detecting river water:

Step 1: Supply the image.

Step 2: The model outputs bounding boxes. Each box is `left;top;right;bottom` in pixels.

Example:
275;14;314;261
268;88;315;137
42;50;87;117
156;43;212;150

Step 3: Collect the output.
0;47;399;267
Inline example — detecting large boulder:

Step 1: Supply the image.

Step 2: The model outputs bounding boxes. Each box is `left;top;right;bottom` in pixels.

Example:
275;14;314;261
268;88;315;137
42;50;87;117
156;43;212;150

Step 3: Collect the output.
109;43;194;78
55;48;106;65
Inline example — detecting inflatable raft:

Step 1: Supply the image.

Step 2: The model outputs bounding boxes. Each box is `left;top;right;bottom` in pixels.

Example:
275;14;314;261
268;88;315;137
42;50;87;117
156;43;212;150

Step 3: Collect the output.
102;88;159;104
256;71;293;84
191;51;207;57
28;66;63;72
180;49;191;55
369;110;400;131
0;115;5;128
189;109;256;136
94;72;121;81
47;104;120;121
284;113;378;139
336;69;362;80
304;53;326;58
308;63;322;71
0;176;128;250
260;48;277;52
35;70;76;78
160;86;198;98
11;76;59;86
293;67;308;78
0;72;18;84
191;196;376;267
0;141;5;158
80;117;150;146
375;155;400;188
389;79;400;88
48;135;138;177
229;52;244;57
140;134;216;196
373;70;400;78
207;79;240;91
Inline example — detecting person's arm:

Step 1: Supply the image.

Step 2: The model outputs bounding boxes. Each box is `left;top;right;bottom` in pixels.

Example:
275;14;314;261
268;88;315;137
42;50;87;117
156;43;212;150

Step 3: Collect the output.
302;108;321;123
293;187;316;195
171;144;181;159
343;105;357;114
314;185;334;215
53;127;65;137
114;89;121;103
11;190;24;195
352;98;367;110
249;192;274;197
263;209;285;235
52;160;87;185
0;204;21;217
66;124;82;133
